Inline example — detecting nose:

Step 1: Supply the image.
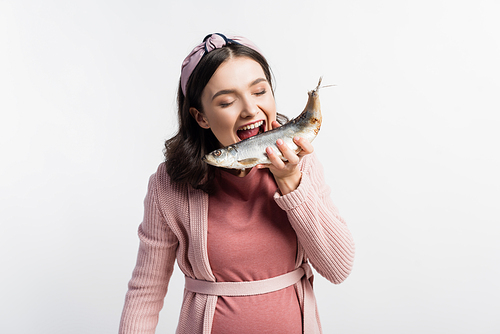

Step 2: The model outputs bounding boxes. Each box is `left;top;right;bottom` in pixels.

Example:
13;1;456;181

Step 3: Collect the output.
239;96;259;118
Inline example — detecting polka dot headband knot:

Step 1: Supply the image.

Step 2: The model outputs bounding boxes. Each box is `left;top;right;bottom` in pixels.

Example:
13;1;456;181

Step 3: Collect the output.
180;33;262;96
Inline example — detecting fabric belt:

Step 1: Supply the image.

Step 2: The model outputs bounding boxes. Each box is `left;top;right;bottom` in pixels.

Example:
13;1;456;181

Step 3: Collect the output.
184;262;318;333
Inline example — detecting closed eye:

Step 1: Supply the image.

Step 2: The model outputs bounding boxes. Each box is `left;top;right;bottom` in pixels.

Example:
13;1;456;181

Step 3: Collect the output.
219;101;234;108
254;89;266;96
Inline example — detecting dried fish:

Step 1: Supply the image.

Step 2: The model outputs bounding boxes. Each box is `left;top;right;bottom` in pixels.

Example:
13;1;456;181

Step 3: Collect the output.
203;78;324;169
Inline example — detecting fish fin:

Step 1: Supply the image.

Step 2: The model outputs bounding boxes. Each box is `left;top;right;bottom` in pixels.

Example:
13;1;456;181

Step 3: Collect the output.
237;158;260;166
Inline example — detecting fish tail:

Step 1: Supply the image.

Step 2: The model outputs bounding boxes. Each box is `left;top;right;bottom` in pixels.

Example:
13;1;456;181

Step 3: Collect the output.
311;76;335;96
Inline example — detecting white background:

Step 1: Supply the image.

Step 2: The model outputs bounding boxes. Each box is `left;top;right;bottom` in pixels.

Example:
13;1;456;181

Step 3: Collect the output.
1;0;499;333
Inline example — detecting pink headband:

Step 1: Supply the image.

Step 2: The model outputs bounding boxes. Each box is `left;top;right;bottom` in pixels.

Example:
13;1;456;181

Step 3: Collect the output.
180;33;262;96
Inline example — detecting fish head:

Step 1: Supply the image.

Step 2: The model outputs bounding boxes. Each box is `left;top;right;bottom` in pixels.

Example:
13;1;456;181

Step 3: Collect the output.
202;146;239;168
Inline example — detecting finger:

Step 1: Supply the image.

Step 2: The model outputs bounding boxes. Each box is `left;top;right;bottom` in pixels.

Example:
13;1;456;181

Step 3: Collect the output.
266;146;287;169
276;139;300;165
271;120;281;130
293;137;314;155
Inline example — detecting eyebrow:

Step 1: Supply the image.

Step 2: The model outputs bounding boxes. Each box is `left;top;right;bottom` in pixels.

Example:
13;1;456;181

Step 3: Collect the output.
211;77;268;101
249;77;267;86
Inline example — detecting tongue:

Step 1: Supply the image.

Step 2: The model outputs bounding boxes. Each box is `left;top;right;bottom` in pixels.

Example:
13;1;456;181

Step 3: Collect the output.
237;127;260;140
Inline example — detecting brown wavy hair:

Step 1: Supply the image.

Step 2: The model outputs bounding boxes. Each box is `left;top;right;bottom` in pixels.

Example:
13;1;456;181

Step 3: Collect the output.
164;43;288;193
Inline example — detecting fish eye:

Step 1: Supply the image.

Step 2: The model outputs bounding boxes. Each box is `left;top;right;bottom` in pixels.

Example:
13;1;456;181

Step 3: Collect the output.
214;150;222;157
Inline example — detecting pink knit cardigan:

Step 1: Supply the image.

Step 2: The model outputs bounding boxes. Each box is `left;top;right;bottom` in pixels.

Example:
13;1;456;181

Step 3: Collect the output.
119;153;355;333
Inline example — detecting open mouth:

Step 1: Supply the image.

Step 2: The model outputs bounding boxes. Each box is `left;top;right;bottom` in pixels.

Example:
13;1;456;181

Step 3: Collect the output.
237;120;265;141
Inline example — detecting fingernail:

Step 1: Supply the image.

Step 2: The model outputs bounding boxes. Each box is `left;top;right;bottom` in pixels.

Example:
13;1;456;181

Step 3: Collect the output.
276;139;283;145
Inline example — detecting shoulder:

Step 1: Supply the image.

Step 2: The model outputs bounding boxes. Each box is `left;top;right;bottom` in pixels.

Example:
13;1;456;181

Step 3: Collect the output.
151;162;205;208
152;162;185;197
153;162;172;188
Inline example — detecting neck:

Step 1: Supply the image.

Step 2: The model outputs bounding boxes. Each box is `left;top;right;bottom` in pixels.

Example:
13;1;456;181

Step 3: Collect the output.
223;167;253;177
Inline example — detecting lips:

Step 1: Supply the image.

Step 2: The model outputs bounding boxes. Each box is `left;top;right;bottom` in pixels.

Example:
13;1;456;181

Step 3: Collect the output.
237;120;265;140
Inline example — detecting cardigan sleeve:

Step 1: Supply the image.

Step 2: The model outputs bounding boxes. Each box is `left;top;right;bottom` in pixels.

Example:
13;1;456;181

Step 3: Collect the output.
274;153;355;284
119;173;179;334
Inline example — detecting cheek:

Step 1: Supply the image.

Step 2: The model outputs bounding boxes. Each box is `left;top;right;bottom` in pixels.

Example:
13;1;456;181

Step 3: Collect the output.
211;115;237;138
263;98;277;119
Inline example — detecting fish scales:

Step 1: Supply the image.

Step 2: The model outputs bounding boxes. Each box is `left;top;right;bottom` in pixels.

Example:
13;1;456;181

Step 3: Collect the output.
203;78;323;169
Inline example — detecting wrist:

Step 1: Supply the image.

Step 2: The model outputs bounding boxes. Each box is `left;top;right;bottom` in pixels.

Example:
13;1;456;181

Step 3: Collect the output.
275;171;302;195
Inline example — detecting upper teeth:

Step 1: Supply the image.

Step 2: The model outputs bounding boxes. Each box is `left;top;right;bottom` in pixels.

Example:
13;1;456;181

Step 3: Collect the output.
239;120;263;131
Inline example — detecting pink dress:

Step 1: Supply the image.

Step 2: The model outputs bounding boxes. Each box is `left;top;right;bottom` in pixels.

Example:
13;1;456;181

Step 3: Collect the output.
119;153;355;334
208;168;302;333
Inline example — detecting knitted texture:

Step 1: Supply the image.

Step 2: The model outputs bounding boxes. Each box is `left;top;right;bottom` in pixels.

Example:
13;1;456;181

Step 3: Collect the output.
119;153;355;334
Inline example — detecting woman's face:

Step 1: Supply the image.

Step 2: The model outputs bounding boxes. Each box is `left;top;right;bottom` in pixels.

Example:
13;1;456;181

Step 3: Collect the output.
190;56;276;147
